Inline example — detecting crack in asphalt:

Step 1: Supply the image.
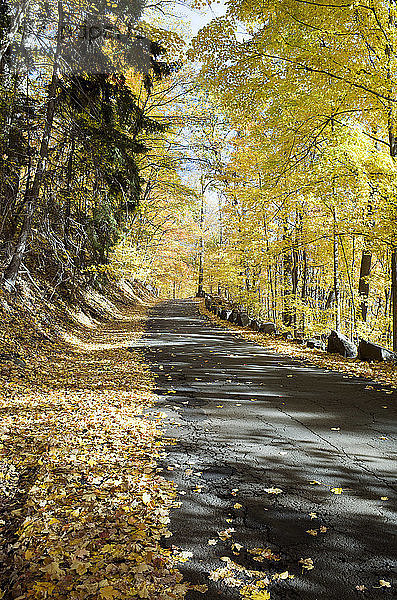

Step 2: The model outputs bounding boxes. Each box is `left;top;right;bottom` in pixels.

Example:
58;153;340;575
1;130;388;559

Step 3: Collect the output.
275;407;397;492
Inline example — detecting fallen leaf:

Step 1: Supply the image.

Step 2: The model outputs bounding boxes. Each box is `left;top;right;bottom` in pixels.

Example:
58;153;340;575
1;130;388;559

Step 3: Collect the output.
275;571;290;580
142;492;151;505
192;584;208;593
299;557;314;571
99;586;120;599
250;592;270;600
330;487;343;494
380;497;389;501
306;529;318;536
233;503;242;509
264;487;283;495
232;543;243;552
379;580;391;588
218;528;235;540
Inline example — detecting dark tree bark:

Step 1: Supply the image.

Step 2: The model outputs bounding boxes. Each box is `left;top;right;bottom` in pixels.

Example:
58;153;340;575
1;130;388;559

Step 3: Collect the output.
392;248;397;351
358;250;372;321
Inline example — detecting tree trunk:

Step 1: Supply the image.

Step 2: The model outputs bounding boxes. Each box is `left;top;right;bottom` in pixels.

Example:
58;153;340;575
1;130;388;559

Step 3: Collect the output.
333;209;341;332
358;250;372;321
392;248;397;351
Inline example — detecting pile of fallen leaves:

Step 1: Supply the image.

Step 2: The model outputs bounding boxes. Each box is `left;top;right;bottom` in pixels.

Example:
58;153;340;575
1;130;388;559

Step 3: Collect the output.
199;302;397;389
0;283;202;600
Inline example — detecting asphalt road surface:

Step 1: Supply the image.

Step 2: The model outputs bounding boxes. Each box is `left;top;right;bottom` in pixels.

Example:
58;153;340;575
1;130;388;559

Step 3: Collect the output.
141;299;396;599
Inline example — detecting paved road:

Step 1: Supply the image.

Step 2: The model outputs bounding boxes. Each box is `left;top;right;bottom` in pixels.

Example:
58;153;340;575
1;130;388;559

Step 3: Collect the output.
141;299;396;599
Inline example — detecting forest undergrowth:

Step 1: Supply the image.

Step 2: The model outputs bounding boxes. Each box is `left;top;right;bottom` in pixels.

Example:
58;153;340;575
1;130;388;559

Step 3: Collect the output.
0;280;203;600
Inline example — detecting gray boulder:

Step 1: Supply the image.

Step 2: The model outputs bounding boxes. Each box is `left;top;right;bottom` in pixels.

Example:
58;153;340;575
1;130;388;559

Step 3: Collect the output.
259;322;277;334
307;339;325;350
358;339;396;363
236;312;250;327
220;308;232;321
250;319;261;332
327;330;358;358
205;295;213;310
230;309;240;324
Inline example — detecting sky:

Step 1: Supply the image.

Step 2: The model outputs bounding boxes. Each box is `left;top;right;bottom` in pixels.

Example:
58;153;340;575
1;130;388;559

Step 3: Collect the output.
171;1;227;39
151;1;228;212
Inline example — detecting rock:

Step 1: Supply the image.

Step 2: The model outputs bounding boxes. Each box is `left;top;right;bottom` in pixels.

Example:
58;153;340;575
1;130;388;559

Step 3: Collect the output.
230;309;240;324
227;311;235;323
306;339;325;350
250;319;261;332
259;322;277;334
358;339;396;363
221;308;232;321
236;312;250;327
326;330;358;358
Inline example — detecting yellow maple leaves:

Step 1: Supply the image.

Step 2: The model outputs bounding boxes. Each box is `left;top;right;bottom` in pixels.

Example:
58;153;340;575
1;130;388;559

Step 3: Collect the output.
299;558;314;571
264;487;283;495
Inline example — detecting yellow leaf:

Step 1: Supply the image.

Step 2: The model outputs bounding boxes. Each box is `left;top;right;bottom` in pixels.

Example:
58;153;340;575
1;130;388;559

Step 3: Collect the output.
277;571;290;579
71;559;89;575
251;591;270;600
379;580;391;588
192;584;208;593
264;487;282;495
142;492;151;505
100;586;120;599
40;561;64;579
381;497;389;501
234;503;242;509
299;558;314;570
306;529;318;536
330;487;343;494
